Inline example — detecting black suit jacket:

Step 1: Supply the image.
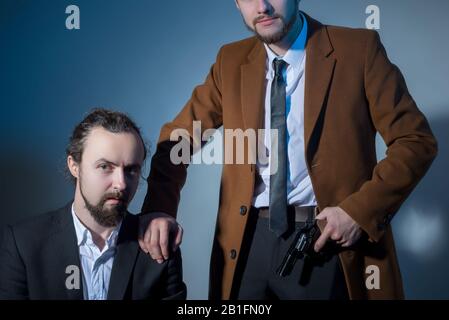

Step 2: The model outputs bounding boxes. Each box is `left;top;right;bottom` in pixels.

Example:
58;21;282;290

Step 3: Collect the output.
0;203;187;300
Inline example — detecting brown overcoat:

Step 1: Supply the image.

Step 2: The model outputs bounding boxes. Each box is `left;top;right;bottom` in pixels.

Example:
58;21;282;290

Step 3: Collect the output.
142;13;438;299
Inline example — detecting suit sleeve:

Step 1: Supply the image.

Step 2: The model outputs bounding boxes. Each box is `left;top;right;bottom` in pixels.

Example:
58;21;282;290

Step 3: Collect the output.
161;249;187;300
0;226;29;299
141;47;225;217
339;31;438;242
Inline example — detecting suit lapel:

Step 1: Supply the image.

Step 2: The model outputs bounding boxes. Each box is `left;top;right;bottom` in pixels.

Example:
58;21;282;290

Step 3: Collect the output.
241;40;267;133
107;214;139;300
48;203;84;300
303;14;336;161
51;206;139;300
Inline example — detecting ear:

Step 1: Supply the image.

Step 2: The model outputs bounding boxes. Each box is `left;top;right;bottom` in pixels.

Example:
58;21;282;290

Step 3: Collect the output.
67;155;79;179
234;0;240;10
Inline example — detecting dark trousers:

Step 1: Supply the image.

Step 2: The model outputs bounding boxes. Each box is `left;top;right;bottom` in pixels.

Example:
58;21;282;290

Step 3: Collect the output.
233;207;349;300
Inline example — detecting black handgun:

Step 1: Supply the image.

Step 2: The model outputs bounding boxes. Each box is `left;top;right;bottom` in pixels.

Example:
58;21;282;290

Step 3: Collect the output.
276;221;319;277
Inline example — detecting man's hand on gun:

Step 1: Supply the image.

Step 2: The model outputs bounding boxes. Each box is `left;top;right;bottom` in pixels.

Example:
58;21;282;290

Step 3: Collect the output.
314;206;362;252
277;206;362;277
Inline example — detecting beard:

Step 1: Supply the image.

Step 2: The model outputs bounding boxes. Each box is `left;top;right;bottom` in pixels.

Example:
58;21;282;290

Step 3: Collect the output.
79;178;128;228
244;4;299;44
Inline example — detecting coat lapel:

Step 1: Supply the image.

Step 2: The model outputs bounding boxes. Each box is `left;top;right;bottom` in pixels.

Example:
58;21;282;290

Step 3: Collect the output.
241;40;267;133
107;214;139;300
303;14;336;161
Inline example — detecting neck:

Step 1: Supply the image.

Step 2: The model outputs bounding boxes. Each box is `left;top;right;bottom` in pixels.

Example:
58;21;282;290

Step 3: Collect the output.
268;12;303;57
73;189;117;250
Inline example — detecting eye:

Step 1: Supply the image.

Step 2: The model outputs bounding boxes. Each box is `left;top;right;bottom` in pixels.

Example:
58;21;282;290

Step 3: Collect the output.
126;166;140;177
98;163;113;172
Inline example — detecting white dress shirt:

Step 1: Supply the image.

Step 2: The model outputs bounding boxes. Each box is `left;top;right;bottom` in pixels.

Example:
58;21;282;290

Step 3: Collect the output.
253;12;317;208
71;204;122;300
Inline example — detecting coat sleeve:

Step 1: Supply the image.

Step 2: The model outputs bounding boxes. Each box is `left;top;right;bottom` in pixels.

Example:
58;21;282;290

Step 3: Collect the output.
339;31;438;242
0;225;29;299
141;47;225;217
161;249;187;300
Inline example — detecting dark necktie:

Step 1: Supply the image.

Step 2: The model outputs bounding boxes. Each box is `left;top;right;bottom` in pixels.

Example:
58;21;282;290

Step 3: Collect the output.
269;59;288;237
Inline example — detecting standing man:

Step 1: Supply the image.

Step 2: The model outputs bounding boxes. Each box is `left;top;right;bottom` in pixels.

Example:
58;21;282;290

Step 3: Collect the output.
139;0;437;299
0;109;186;300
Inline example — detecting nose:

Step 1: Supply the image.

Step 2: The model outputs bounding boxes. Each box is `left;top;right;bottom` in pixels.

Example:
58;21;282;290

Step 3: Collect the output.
112;168;127;191
256;0;272;15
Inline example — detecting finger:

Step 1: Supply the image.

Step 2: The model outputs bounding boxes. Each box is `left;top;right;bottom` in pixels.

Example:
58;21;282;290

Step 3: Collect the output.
341;234;356;247
341;240;352;248
142;225;153;254
341;230;361;248
149;228;164;263
159;222;170;260
173;225;183;252
314;226;332;252
330;232;342;241
315;210;328;221
138;238;149;254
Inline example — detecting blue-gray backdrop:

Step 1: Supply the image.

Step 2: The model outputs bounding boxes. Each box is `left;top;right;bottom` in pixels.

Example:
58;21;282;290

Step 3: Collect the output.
1;0;448;299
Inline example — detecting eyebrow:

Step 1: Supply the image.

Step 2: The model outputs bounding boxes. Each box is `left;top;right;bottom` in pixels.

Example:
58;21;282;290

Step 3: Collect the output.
95;158;118;166
95;158;142;169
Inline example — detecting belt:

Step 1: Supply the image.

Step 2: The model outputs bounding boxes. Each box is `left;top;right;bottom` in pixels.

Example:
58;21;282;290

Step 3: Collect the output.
257;205;318;223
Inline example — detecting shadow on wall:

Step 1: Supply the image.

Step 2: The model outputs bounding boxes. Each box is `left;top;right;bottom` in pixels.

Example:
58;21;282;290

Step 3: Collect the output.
0;147;73;227
390;114;449;299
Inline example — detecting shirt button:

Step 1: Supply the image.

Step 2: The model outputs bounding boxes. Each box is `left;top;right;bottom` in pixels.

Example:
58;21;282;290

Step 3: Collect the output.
239;206;247;216
230;249;237;259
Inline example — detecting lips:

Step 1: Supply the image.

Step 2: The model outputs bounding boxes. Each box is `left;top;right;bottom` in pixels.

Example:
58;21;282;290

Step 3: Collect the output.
106;198;122;204
256;17;278;27
105;196;127;205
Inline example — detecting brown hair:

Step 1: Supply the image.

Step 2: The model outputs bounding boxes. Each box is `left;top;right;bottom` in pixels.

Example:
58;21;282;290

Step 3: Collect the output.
66;108;147;165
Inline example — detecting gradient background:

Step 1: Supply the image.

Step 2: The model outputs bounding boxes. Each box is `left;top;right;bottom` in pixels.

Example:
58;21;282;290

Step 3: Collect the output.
1;0;448;299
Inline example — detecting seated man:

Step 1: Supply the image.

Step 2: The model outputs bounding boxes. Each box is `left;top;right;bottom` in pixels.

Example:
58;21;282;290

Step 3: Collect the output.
0;108;186;300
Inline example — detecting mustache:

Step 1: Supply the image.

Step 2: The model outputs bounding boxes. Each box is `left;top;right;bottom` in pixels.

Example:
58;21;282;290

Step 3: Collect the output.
253;14;281;25
102;190;128;203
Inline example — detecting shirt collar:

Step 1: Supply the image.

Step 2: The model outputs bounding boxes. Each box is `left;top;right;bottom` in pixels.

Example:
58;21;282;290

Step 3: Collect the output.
71;203;122;249
264;11;308;79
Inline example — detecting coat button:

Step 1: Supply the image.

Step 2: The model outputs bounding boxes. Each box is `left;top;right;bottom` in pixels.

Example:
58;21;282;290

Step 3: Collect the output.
230;249;237;259
240;206;247;216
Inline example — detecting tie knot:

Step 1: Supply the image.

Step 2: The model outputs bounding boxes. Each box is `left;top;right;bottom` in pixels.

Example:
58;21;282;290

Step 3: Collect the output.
273;59;287;78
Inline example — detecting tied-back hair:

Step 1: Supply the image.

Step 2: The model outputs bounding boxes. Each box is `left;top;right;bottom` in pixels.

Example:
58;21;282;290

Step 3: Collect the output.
66;108;148;165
